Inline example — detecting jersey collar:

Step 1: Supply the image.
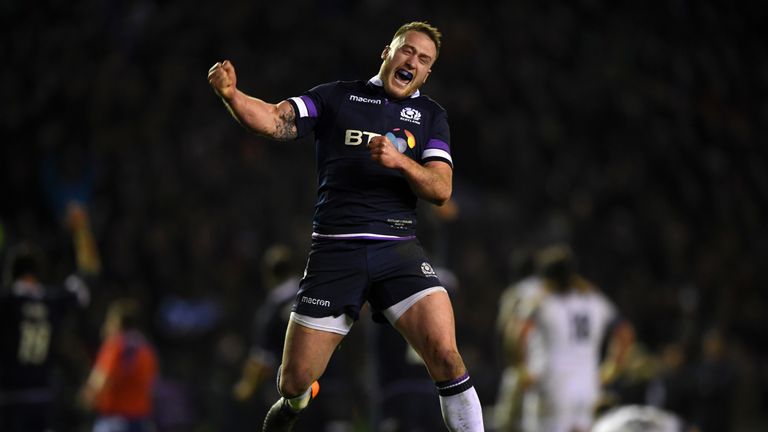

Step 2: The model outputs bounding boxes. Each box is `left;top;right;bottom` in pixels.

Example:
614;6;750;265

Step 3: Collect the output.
369;75;420;99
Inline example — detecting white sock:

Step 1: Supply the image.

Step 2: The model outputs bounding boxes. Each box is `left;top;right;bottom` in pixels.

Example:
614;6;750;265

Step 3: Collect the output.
285;386;312;411
436;373;485;431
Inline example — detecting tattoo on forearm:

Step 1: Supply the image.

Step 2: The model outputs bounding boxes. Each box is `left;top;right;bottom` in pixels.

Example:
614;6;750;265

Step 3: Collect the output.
275;109;297;140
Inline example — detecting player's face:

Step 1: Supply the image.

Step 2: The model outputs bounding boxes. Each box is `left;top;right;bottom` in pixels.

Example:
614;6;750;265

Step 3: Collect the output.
378;30;436;99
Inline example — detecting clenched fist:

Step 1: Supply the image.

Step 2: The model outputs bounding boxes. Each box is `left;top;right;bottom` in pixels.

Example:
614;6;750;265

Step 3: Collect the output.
208;60;237;101
368;135;405;170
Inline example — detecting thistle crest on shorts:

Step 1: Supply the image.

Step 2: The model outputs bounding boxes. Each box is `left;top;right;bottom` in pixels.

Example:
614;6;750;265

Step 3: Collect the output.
421;262;437;277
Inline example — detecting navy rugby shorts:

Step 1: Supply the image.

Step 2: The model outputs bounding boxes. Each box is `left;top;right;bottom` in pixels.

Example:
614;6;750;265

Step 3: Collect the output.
293;238;443;323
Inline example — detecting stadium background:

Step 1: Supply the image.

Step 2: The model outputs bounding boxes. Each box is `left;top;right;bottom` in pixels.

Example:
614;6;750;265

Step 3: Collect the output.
2;0;766;430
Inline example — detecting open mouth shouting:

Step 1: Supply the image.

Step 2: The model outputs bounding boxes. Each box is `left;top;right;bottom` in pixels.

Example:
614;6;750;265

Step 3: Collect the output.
394;68;414;86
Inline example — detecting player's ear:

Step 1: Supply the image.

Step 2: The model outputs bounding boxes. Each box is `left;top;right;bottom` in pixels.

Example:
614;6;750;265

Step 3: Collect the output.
423;69;432;83
381;45;390;60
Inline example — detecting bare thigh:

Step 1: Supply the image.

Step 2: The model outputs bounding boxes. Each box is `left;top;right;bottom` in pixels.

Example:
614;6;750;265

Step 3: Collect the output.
279;319;345;397
393;290;466;381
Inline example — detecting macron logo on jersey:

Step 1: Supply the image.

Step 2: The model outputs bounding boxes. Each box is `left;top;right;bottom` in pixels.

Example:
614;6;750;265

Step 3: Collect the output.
349;94;382;105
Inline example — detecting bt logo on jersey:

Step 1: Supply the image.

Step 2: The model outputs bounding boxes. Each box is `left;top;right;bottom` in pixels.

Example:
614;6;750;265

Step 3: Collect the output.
344;128;415;154
344;129;381;145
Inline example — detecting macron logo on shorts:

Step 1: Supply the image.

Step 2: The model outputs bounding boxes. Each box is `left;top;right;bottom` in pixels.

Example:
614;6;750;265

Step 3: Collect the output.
301;296;331;307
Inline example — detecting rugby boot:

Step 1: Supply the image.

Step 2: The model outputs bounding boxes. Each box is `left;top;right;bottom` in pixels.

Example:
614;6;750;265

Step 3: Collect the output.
262;381;320;432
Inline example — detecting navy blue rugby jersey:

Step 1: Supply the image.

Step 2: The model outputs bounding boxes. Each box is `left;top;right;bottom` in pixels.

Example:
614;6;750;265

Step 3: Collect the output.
287;76;453;240
0;283;82;394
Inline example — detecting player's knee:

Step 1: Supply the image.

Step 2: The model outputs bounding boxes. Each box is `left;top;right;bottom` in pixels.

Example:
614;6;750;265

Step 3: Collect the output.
278;367;314;398
425;346;465;379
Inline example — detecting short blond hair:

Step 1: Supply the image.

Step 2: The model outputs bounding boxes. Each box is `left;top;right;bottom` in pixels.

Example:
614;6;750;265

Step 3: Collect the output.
393;21;442;59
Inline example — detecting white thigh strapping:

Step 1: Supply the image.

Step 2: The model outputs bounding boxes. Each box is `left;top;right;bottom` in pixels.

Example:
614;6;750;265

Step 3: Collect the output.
382;286;447;324
289;312;354;335
290;286;447;334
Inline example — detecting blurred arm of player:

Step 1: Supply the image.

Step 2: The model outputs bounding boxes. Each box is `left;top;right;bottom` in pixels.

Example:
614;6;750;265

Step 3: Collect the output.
66;201;101;277
600;320;635;385
500;299;526;367
232;351;273;402
515;318;540;390
208;60;297;141
79;368;107;409
367;135;452;206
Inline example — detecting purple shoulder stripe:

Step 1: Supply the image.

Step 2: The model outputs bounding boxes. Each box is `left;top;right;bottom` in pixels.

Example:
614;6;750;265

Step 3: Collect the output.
300;95;318;117
426;139;450;152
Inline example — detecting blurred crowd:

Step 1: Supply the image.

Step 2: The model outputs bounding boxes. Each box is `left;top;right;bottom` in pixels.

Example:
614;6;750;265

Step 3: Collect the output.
2;0;766;431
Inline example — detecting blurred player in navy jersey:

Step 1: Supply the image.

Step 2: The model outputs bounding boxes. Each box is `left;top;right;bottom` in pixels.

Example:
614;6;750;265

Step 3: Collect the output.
209;21;483;431
0;243;90;432
232;245;300;410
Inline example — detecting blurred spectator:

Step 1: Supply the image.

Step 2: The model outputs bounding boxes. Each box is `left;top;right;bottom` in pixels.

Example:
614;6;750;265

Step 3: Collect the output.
80;298;158;432
0;242;90;432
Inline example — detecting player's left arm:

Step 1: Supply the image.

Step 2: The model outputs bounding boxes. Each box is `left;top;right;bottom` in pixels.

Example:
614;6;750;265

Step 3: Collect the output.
367;135;452;205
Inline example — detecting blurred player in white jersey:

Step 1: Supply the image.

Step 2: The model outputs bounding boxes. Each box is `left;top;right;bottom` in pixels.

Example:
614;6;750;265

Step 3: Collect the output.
517;244;633;432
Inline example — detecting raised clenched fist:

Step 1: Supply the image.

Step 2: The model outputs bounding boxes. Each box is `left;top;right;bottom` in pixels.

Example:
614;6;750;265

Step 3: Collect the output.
207;60;237;101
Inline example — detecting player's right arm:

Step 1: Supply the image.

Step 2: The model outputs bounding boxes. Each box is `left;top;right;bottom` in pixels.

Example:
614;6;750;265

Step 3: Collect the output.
208;60;297;141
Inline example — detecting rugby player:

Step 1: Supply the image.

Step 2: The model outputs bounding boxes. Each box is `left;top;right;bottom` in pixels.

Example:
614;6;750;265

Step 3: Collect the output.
517;245;634;432
0;243;90;432
208;21;484;431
